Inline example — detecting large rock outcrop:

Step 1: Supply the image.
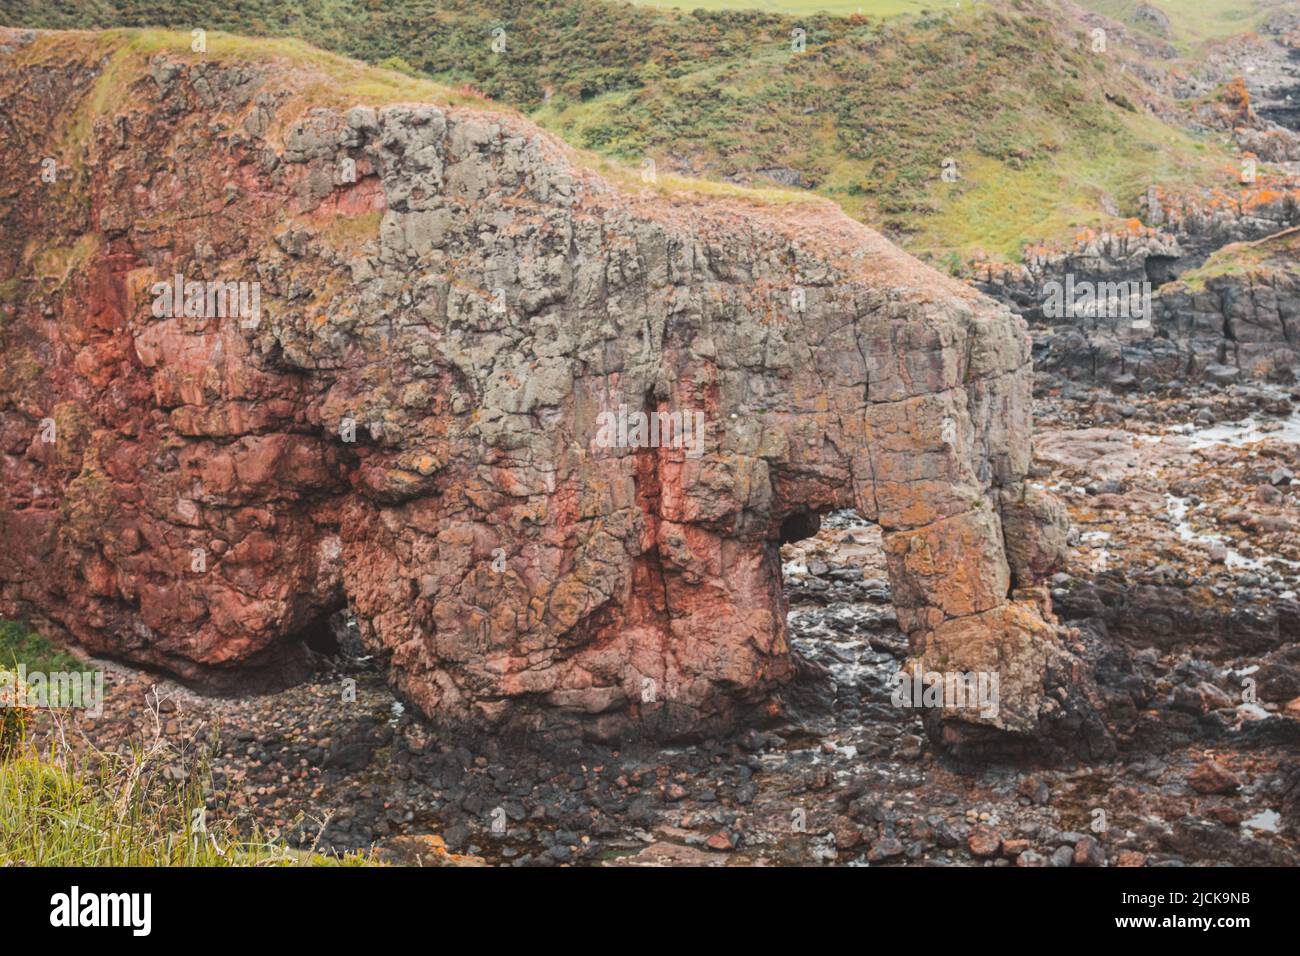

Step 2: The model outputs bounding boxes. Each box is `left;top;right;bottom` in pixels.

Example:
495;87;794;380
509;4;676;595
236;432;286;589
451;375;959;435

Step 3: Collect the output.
0;30;1079;746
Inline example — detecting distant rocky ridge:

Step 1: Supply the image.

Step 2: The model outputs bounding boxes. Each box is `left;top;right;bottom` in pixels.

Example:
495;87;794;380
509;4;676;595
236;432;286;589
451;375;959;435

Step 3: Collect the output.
970;26;1300;390
972;180;1300;388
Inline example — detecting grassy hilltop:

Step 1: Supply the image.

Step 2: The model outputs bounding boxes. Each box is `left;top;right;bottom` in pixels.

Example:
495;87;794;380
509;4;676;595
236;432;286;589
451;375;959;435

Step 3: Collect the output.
0;0;1264;264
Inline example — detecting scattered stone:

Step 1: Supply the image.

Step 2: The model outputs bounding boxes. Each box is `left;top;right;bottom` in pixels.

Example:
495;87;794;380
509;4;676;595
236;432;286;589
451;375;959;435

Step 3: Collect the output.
1017;776;1052;805
1187;761;1242;795
968;826;1002;858
1073;836;1106;867
1050;845;1075;867
1001;839;1031;858
704;830;735;852
867;837;906;862
833;825;863;850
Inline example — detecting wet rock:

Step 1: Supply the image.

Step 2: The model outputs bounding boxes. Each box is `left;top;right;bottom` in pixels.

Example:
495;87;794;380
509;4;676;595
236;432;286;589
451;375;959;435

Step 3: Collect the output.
867;836;905;862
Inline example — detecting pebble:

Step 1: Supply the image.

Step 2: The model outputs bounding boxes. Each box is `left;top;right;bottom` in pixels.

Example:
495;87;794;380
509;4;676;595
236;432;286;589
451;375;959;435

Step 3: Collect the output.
968;826;1002;858
1049;845;1075;867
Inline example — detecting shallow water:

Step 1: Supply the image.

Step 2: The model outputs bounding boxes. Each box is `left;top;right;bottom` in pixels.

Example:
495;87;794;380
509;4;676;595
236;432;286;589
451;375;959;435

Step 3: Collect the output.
1164;493;1300;574
1242;809;1281;834
1139;403;1300;450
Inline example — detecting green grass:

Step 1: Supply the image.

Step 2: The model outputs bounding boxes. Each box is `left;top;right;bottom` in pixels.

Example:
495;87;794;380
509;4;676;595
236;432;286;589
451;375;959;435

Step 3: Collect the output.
910;109;1235;261
0;0;806;109
0;0;1262;264
1175;224;1300;291
0;617;372;866
0;619;86;673
0;741;372;865
538;3;1242;260
1077;0;1273;52
630;0;943;15
0;618;98;762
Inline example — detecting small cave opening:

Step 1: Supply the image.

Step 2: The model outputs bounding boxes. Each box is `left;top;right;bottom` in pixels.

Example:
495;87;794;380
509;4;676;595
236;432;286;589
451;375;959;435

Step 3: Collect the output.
177;598;353;697
241;598;372;694
778;509;912;733
779;509;821;545
301;609;343;657
1144;254;1184;289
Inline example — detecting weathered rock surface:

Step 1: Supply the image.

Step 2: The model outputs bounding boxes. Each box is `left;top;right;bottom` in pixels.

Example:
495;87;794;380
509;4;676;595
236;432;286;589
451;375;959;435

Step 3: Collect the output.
0;30;1078;746
977;209;1300;388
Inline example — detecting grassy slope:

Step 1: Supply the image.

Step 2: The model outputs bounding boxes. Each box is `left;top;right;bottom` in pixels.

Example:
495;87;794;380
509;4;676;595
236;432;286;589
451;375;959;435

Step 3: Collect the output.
630;0;940;14
633;0;1277;44
0;0;1252;264
538;3;1242;261
1078;0;1278;50
12;26;821;215
0;619;86;672
0;734;376;864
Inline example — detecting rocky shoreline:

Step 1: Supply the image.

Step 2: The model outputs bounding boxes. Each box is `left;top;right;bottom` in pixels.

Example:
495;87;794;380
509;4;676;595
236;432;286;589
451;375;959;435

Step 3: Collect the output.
20;383;1299;867
3;20;1300;869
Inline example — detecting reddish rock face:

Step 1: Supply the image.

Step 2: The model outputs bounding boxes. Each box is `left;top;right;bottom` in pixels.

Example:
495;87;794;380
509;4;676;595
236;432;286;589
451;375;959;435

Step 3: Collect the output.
0;30;1078;746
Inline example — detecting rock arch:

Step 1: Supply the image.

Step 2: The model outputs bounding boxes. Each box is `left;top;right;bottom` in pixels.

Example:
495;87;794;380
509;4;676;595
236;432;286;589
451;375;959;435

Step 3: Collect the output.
0;37;1078;749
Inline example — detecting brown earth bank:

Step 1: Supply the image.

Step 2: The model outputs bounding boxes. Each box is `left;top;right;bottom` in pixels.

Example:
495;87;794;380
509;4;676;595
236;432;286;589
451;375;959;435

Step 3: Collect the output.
0;28;1083;752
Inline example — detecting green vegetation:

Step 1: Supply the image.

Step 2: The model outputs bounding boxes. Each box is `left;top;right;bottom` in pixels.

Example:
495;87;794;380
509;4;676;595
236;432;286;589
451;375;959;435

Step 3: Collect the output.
909;109;1230;260
0;619;98;760
0;616;368;865
0;0;1257;263
0;618;372;865
0;618;86;673
0;0;804;108
1175;225;1300;291
537;3;1241;258
0;740;372;865
632;0;940;14
1078;0;1274;51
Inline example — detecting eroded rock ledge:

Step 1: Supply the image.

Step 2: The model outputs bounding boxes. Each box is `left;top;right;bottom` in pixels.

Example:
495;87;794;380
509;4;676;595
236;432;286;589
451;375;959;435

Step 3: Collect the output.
0;31;1082;749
